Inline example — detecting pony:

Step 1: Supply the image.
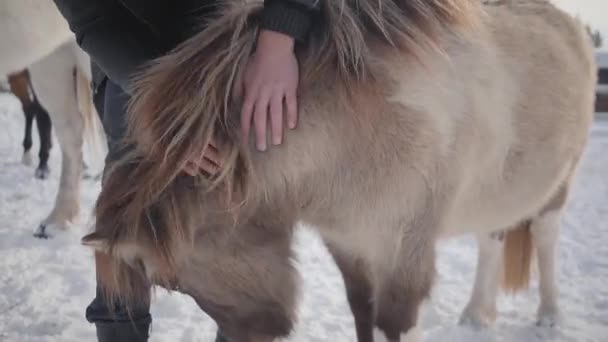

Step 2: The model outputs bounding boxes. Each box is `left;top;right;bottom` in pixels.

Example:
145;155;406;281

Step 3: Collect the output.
1;0;105;237
85;0;597;341
7;69;53;179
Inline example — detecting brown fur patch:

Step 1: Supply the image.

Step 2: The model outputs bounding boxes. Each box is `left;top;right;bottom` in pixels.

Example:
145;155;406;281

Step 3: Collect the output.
8;69;33;106
502;220;533;293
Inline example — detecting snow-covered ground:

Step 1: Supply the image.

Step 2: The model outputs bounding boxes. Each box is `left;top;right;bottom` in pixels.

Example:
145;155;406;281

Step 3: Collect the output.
0;91;607;342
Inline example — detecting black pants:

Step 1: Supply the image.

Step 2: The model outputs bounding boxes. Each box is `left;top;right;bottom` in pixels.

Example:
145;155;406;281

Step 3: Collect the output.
86;75;228;342
85;79;152;341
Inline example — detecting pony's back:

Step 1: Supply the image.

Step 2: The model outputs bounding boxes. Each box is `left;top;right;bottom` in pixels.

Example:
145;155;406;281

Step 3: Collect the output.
421;0;597;235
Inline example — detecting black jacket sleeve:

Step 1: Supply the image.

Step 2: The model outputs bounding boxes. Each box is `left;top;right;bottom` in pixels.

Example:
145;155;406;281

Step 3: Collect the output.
261;0;321;42
52;0;169;93
52;0;320;92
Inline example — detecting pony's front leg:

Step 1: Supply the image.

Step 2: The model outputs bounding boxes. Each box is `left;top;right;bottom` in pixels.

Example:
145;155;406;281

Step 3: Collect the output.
371;217;439;342
459;233;504;328
180;221;298;342
326;242;374;342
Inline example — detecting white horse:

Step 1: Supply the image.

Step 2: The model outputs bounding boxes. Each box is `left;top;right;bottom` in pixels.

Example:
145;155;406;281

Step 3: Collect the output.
1;0;105;237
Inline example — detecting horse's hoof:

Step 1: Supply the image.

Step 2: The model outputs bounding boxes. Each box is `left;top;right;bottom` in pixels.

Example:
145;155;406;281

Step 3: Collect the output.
21;151;34;166
373;327;421;342
35;167;50;180
33;225;51;239
536;307;562;327
459;311;491;330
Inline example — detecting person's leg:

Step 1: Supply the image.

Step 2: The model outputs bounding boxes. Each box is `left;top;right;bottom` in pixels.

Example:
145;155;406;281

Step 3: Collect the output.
85;80;151;341
86;77;228;342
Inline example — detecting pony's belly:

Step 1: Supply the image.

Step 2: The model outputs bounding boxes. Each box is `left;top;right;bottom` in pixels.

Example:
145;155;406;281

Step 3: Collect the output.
443;164;570;237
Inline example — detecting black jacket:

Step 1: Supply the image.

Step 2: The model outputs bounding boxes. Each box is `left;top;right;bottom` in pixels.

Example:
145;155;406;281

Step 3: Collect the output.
52;0;321;92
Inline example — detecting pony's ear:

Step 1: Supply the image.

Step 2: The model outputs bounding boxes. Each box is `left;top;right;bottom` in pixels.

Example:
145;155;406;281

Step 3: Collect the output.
82;232;110;252
82;232;144;269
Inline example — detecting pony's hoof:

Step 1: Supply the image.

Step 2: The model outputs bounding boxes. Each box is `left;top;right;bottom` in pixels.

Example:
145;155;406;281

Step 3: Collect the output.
536;307;561;327
373;327;421;342
33;225;51;239
21;151;33;166
459;311;492;329
35;166;50;180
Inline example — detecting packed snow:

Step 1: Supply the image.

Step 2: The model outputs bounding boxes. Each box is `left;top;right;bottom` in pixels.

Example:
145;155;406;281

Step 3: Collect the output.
0;92;607;341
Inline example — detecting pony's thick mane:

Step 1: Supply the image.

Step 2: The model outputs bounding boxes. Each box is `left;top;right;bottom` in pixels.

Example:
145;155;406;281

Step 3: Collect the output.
91;0;480;308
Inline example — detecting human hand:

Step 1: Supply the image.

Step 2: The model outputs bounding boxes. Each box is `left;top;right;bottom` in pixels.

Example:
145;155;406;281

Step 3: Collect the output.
236;29;299;151
182;138;222;177
183;30;300;177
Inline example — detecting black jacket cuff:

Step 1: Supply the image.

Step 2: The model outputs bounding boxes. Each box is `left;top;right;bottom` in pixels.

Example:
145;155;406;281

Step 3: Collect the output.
260;0;314;42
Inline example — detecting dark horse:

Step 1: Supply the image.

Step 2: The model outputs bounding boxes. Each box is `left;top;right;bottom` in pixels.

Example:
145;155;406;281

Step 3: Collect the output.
7;69;52;179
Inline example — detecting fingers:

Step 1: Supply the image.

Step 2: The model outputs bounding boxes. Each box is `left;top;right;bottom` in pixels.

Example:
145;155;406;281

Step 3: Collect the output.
285;88;297;130
182;161;199;177
202;143;221;166
241;84;297;151
183;157;220;177
253;88;271;151
232;68;244;102
182;141;222;177
241;90;255;144
270;92;284;145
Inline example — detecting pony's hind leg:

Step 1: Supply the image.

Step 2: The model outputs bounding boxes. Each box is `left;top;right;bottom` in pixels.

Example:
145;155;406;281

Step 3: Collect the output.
7;70;35;167
21;104;36;167
531;185;569;327
34;101;52;179
326;243;374;342
459;232;505;328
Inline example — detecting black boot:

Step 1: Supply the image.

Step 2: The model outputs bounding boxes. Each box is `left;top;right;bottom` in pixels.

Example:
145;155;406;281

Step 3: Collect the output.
96;321;150;342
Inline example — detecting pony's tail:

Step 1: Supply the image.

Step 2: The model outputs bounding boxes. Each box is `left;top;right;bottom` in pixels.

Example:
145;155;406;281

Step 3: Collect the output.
502;220;534;293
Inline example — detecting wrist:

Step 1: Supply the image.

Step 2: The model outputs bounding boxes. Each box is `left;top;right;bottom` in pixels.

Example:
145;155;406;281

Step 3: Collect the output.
257;30;295;54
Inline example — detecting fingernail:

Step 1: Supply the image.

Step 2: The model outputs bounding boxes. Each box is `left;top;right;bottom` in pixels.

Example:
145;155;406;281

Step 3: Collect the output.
257;142;267;152
288;121;296;129
272;135;282;146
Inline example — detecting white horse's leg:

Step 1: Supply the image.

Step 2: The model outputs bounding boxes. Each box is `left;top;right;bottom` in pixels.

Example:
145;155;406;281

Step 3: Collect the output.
459;232;504;328
28;41;83;237
530;210;562;326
